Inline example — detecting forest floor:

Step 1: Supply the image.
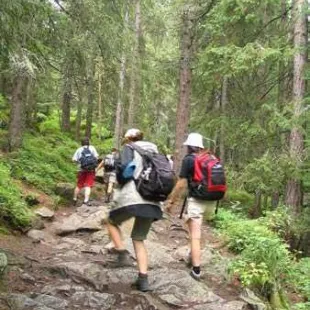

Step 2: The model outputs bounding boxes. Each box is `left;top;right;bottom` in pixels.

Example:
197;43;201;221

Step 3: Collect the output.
0;184;250;310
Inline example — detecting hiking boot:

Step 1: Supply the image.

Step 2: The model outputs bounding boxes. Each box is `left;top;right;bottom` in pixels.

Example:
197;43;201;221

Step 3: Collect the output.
117;250;133;267
83;201;92;206
190;269;201;281
135;274;151;292
72;199;77;206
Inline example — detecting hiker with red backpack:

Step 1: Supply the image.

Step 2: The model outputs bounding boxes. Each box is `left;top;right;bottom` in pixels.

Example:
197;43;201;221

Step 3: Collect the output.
72;137;99;206
166;133;227;281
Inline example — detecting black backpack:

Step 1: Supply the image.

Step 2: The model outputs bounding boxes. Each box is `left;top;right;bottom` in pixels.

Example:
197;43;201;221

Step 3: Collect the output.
103;154;116;172
80;147;97;171
131;144;175;202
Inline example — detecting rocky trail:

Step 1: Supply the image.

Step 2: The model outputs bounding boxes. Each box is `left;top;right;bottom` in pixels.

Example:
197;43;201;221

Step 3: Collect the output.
0;193;250;310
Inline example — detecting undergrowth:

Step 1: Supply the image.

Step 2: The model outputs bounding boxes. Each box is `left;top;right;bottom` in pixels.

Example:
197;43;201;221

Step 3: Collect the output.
215;208;309;309
0;161;33;228
8;133;78;194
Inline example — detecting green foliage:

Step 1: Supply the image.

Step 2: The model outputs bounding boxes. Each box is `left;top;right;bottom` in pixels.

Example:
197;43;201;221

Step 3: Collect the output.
0;162;33;228
9;133;77;194
215;209;292;305
224;189;254;212
290;258;310;308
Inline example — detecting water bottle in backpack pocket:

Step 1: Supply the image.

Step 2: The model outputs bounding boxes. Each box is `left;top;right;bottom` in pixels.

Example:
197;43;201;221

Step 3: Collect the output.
190;153;227;200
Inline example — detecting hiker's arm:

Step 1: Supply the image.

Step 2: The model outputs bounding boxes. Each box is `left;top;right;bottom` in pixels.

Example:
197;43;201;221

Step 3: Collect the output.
96;159;104;172
166;178;188;211
166;155;193;213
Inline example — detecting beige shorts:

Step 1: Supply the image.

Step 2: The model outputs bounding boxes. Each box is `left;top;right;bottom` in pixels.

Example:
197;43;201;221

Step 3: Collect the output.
103;172;116;184
185;197;217;222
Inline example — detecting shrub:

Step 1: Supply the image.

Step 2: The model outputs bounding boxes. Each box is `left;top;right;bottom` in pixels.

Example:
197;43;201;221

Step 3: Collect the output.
0;162;33;228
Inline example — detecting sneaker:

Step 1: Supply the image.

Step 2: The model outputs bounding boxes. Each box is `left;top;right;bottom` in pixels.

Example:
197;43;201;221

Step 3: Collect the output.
83;201;91;206
135;275;151;292
73;199;77;206
190;269;201;281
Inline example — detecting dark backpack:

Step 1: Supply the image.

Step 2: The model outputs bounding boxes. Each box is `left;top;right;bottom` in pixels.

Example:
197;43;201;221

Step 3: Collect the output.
103;154;116;172
131;144;175;202
190;153;227;201
80;147;97;171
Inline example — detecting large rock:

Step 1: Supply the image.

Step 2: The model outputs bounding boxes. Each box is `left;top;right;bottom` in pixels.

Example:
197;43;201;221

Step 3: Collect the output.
27;229;55;243
35;207;55;219
52;206;107;235
70;291;115;309
5;293;68;310
54;183;74;200
0;252;7;274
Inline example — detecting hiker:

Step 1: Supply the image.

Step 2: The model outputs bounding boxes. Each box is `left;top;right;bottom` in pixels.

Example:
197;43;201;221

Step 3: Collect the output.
96;148;119;203
72;137;99;206
166;133;226;281
105;128;163;292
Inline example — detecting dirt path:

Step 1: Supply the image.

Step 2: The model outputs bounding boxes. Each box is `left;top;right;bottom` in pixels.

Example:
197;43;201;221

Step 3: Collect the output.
0;198;248;310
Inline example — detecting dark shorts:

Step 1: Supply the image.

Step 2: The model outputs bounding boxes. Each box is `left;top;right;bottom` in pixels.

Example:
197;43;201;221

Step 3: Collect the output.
77;171;95;188
108;208;154;241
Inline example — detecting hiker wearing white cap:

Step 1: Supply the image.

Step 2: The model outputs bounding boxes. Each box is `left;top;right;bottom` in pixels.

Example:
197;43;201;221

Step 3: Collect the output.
166;132;220;281
105;128;163;292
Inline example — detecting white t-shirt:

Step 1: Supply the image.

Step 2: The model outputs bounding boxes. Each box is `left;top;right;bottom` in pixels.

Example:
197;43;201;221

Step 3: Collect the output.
72;145;99;169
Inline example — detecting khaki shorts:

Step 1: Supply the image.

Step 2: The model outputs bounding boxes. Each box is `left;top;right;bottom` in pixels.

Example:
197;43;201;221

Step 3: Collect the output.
185;197;217;222
104;172;116;184
108;211;153;241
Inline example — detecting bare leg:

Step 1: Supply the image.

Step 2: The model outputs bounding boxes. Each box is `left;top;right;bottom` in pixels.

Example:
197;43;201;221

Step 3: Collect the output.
187;218;202;267
106;222;125;250
73;187;80;200
133;240;148;274
84;186;91;202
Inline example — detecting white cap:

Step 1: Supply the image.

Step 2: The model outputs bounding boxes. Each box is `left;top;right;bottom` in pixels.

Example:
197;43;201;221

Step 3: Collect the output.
124;128;141;138
183;133;204;148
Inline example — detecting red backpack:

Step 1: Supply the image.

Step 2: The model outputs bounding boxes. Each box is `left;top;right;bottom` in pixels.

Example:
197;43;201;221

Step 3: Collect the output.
190;152;227;201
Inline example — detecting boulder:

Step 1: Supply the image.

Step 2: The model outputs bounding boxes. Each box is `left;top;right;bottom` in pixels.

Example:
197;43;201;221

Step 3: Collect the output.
52;206;107;235
35;207;55;219
0;252;8;274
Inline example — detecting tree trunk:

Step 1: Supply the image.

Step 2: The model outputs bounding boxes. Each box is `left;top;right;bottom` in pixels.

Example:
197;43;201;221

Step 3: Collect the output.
114;3;129;149
173;6;194;174
97;67;103;140
24;78;36;128
85;67;95;139
8;75;25;151
220;76;228;162
75;80;83;141
285;0;307;213
271;191;280;209
127;0;141;128
61;60;73;133
252;189;262;218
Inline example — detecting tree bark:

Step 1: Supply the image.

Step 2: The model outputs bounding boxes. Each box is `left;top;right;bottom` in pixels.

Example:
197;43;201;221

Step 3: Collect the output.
127;0;141;128
61;60;73;133
220;76;228;162
75;79;83;141
285;0;307;213
97;66;103;140
173;6;194;174
114;2;129;149
85;66;95;138
8;75;25;151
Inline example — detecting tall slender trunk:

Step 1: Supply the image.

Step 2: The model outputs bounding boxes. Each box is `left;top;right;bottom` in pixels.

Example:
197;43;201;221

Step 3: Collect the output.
97;69;103;140
173;6;194;174
61;60;73;133
220;76;228;162
75;79;83;141
285;0;307;213
85;66;95;138
127;0;141;128
8;75;25;151
114;3;129;149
